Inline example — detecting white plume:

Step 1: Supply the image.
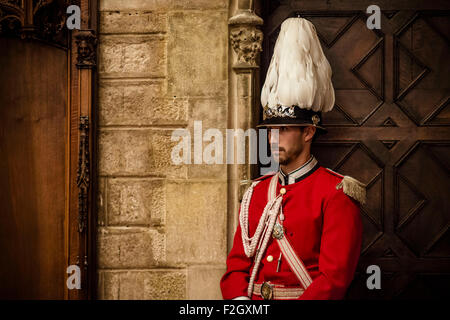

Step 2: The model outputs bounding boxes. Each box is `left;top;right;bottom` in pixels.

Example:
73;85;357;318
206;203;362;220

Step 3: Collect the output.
261;18;335;112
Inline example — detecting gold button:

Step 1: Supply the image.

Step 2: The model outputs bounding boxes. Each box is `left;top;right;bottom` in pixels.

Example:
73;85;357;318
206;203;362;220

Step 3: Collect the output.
280;188;286;195
266;255;273;262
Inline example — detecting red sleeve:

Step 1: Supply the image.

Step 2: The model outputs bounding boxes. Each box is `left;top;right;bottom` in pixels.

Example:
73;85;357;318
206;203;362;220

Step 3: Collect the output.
220;220;253;299
299;189;363;300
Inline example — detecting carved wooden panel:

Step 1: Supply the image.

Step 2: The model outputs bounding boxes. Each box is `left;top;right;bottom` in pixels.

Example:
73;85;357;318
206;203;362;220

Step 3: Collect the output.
0;0;97;299
394;12;450;126
261;0;450;299
0;0;79;48
0;36;67;299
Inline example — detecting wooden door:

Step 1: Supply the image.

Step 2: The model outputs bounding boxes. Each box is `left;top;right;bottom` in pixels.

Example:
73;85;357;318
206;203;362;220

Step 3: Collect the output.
0;0;98;299
260;0;450;299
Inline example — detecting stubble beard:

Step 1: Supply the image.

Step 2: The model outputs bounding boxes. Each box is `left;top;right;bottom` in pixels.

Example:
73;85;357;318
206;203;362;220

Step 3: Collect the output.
273;145;304;167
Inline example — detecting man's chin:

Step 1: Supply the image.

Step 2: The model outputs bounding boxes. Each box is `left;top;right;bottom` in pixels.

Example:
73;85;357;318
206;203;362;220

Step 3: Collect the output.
277;156;289;165
272;156;284;164
272;152;286;164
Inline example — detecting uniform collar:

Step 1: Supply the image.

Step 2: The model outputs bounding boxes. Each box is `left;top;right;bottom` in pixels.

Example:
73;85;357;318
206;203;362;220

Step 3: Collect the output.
278;155;319;186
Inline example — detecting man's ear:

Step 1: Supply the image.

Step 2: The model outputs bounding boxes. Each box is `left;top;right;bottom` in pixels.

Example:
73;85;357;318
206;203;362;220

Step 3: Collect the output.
303;126;316;143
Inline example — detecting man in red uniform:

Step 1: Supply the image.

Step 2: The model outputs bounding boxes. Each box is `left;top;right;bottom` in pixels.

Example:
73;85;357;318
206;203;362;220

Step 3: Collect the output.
220;17;364;300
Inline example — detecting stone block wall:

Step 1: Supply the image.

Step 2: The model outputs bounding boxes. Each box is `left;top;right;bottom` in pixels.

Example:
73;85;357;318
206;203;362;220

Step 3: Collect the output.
97;0;229;299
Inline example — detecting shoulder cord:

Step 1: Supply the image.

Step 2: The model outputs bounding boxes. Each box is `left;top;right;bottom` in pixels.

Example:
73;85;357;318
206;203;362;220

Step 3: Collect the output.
239;181;261;257
246;195;282;297
238;175;283;298
239;179;279;257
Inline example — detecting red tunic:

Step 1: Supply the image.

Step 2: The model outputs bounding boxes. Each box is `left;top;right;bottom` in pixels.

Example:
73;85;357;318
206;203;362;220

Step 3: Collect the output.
220;165;363;300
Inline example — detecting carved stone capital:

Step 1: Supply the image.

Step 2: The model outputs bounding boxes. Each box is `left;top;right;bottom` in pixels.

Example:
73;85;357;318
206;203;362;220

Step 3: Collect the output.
230;26;263;68
229;10;263;69
75;30;97;69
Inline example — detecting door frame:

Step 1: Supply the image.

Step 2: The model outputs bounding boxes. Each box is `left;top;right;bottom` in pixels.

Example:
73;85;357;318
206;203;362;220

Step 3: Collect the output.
69;0;99;301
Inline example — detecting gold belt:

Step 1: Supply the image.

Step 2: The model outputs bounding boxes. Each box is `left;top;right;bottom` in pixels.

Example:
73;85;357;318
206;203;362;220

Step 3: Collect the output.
253;282;304;300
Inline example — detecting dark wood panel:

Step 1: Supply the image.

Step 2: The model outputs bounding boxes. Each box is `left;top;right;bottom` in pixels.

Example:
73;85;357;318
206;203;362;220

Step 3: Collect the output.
261;0;450;299
0;37;67;299
0;0;97;300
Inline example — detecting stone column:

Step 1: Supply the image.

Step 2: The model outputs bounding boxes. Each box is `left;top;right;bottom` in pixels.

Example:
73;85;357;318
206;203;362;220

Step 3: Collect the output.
97;0;230;300
227;1;263;251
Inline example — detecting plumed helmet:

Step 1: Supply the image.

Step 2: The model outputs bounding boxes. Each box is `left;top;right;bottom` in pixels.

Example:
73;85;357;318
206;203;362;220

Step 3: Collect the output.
258;17;335;133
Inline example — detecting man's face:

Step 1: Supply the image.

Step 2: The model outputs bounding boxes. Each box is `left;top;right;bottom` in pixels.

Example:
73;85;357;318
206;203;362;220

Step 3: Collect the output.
268;126;306;165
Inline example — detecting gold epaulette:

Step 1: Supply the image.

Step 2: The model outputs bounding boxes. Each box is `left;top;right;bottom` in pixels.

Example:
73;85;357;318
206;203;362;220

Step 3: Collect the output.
335;175;366;205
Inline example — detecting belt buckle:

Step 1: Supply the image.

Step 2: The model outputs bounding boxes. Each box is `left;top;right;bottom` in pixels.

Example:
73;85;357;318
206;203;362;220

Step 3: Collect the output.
260;282;273;300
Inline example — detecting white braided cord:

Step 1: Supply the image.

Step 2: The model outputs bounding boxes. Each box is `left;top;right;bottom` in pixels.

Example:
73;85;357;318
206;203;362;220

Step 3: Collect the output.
239;181;263;257
238;175;284;298
246;195;283;297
